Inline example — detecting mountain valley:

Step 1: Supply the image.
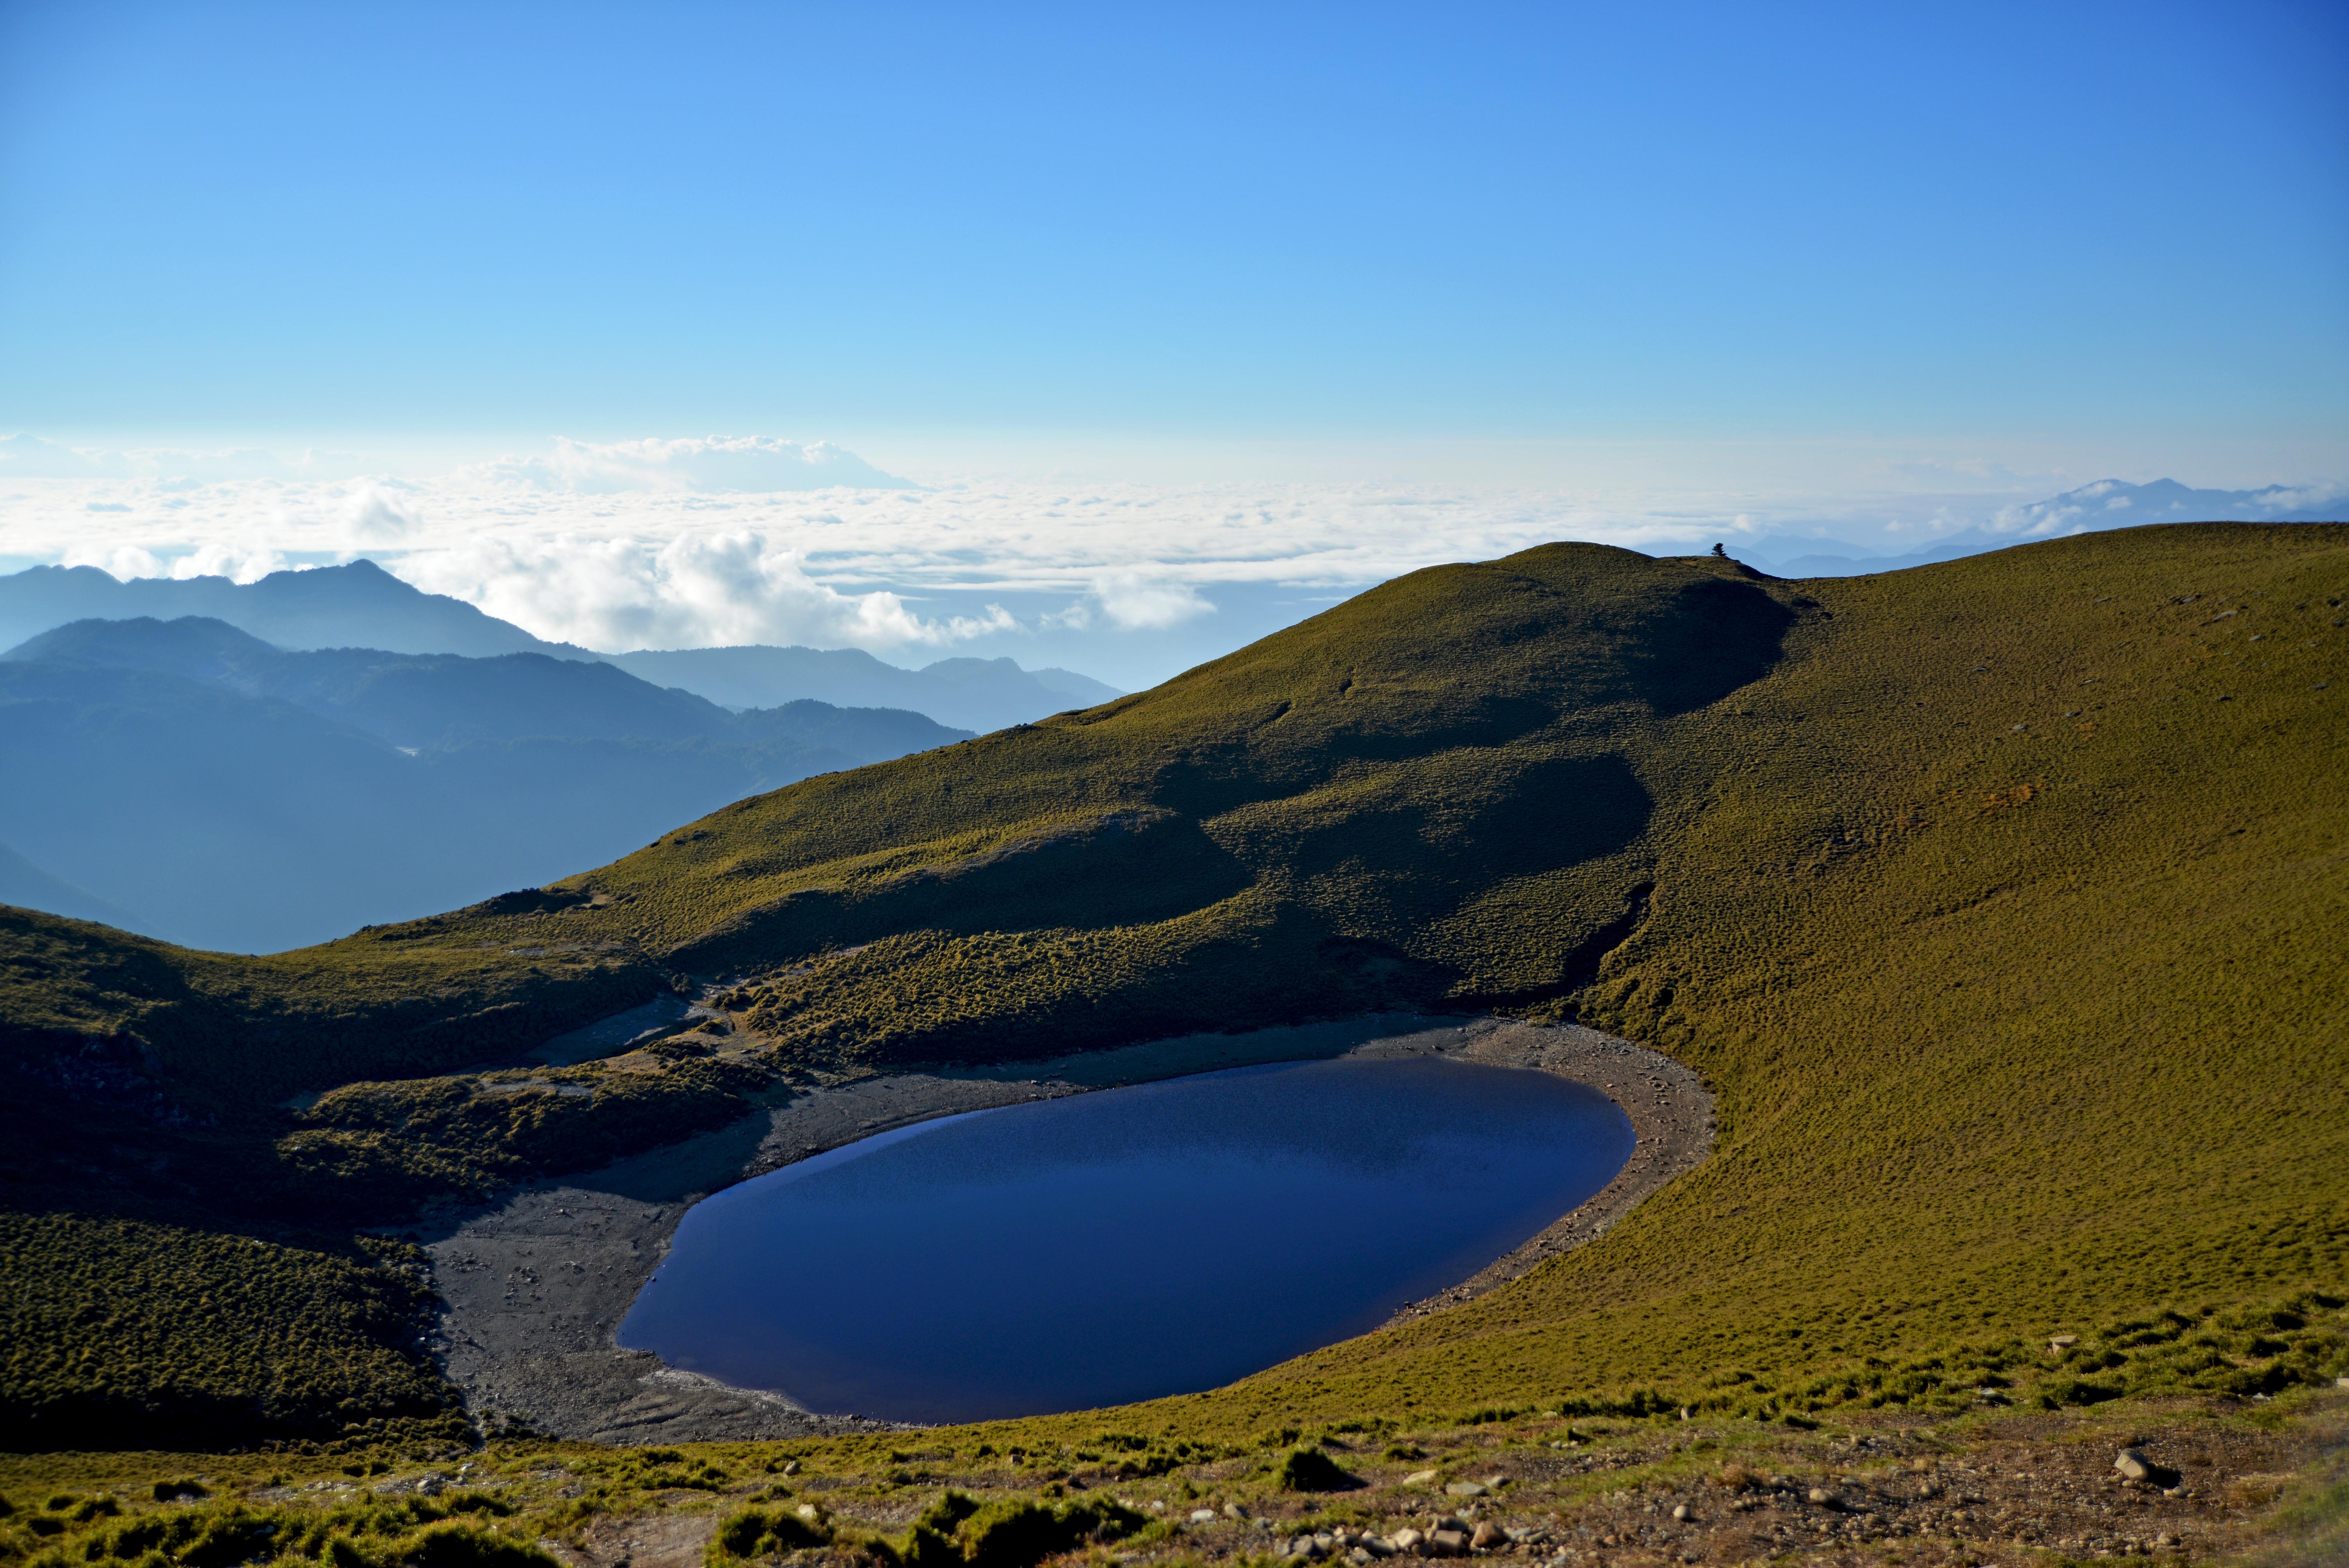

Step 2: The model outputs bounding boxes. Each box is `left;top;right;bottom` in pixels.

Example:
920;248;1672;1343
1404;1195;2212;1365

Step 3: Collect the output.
2;524;2344;1566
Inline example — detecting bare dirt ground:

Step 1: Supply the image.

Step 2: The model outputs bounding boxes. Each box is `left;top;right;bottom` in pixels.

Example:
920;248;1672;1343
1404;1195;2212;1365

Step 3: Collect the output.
491;1391;2347;1568
421;1015;1713;1445
757;1395;2343;1568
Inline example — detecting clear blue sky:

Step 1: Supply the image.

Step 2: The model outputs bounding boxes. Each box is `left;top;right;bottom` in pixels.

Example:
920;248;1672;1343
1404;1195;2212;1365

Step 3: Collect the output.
2;0;2344;455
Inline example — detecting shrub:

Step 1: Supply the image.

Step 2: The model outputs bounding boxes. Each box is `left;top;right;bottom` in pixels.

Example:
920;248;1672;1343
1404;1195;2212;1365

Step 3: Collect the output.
708;1505;828;1563
1273;1448;1360;1492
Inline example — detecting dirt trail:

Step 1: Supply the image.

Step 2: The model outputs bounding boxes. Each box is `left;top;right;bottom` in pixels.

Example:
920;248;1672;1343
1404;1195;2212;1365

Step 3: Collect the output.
422;1015;1713;1443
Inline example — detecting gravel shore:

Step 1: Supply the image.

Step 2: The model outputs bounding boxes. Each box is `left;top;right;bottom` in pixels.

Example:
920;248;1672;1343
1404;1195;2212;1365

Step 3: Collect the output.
421;1014;1714;1443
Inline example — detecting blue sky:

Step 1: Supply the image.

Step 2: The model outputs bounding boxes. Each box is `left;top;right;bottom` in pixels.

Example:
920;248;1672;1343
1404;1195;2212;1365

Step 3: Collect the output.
5;0;2343;447
1;2;2344;685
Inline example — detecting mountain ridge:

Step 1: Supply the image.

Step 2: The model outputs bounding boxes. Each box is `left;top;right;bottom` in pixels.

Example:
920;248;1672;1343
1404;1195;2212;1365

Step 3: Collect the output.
1739;476;2346;577
0;618;974;950
0;561;1119;732
1;522;2342;1460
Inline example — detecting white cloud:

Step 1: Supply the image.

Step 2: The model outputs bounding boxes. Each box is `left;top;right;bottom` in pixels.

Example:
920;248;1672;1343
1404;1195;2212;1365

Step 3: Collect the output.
397;530;998;652
0;435;361;483
168;538;291;583
0;433;103;478
59;542;167;579
10;434;2336;663
2246;481;2348;516
471;435;916;494
59;533;287;583
341;483;421;543
1087;572;1216;630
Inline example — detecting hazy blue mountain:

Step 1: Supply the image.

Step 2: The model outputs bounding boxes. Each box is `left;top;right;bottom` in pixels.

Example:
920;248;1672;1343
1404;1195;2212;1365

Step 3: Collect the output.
5;617;971;753
0;561;1122;731
726;698;986;760
1735;478;2346;578
0;840;141;929
0;620;974;951
918;655;1122;716
0;559;586;658
1023;665;1125;707
10;616;733;747
2007;477;2344;531
606;646;1122;731
1754;533;2009;578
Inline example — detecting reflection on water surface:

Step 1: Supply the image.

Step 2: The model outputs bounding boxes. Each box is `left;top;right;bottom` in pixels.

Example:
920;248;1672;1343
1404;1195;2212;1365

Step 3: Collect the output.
618;1055;1633;1422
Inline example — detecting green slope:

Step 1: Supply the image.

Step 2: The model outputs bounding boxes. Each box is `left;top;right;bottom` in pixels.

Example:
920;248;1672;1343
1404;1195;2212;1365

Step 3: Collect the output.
3;523;2345;1448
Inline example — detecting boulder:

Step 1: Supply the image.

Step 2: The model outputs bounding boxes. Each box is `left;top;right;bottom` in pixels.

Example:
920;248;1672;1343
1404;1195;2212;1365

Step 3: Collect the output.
2114;1449;2181;1488
1428;1529;1469;1557
1389;1529;1426;1556
1444;1482;1487;1498
1469;1522;1507;1550
1403;1470;1442;1487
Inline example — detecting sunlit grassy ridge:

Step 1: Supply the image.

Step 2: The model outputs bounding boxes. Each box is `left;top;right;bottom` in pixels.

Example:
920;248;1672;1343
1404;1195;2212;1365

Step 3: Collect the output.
2;523;2345;1450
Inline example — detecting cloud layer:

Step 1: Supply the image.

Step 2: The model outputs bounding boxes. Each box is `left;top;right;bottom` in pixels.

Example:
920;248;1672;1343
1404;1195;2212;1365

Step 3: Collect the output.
468;435;917;495
5;435;2338;677
2;437;1699;656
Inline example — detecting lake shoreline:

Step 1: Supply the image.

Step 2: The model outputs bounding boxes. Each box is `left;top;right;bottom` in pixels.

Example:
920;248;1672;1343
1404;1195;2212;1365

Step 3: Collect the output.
420;1015;1713;1445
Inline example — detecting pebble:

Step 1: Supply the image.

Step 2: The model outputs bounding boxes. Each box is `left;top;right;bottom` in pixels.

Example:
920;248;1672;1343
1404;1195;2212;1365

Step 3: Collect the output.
1808;1488;1835;1507
1671;1504;1691;1522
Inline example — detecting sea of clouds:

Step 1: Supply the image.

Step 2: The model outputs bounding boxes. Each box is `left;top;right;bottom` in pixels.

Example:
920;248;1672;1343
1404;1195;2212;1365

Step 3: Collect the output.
4;433;2338;682
0;434;1712;655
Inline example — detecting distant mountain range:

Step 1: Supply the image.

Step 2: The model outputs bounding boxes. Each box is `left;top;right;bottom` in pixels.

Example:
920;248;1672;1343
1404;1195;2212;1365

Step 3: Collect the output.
605;645;1117;731
0;560;1121;732
1736;478;2345;577
0;616;974;952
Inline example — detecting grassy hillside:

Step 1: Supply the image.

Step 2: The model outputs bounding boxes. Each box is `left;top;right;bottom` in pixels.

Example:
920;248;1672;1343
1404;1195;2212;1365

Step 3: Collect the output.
3;522;2344;1451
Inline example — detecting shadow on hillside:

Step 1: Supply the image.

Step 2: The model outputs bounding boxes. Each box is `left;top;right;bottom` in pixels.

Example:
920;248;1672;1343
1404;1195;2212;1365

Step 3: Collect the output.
1633;578;1799;715
1284;752;1652;912
668;809;1255;973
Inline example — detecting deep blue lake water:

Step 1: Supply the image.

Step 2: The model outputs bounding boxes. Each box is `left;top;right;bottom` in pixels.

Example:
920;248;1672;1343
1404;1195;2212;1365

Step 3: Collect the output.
617;1055;1633;1423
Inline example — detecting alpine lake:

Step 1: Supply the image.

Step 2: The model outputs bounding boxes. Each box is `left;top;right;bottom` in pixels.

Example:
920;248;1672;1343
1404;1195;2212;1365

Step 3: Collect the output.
618;1055;1634;1423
